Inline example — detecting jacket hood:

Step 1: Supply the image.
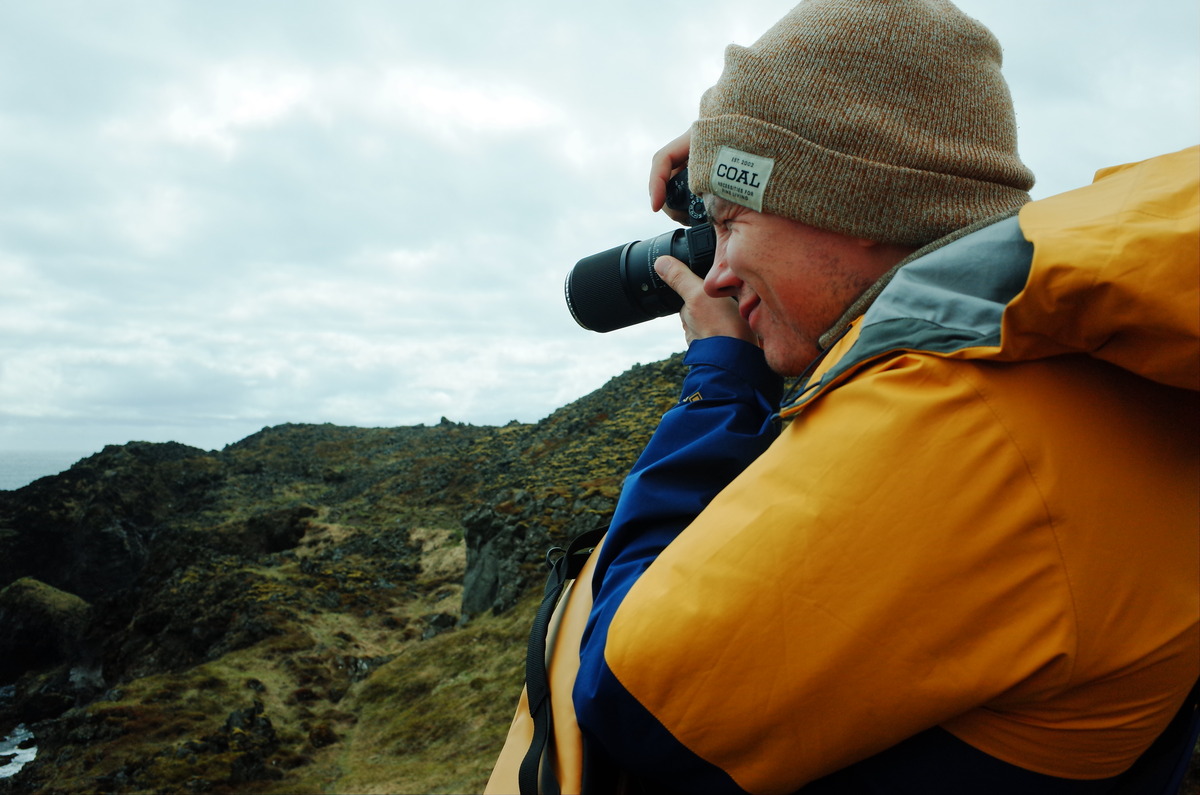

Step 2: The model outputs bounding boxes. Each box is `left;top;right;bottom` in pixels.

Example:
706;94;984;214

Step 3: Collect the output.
784;146;1199;416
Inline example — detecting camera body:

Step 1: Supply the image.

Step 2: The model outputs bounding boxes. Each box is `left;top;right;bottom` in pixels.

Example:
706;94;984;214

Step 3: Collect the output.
565;170;715;333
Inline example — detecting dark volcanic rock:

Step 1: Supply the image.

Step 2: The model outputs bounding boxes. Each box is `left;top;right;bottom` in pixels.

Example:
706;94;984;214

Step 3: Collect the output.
461;488;617;617
0;441;220;602
461;491;546;617
212;504;318;556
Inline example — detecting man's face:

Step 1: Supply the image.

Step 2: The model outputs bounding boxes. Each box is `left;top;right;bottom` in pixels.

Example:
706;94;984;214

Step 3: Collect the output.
702;196;891;377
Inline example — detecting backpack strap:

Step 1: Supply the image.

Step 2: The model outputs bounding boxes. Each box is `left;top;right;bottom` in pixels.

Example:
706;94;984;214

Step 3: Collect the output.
519;525;607;795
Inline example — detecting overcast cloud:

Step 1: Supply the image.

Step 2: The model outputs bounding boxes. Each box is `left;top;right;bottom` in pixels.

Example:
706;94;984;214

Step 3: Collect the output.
2;0;1197;454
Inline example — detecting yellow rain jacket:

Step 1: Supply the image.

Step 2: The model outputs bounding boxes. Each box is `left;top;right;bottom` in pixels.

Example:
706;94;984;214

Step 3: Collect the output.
495;147;1200;794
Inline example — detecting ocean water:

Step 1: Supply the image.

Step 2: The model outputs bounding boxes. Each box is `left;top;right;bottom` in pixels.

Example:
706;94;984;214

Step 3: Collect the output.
0;687;36;780
0;450;91;491
0;723;36;780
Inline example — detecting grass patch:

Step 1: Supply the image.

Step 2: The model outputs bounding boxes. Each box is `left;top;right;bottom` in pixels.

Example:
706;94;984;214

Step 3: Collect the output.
325;588;536;794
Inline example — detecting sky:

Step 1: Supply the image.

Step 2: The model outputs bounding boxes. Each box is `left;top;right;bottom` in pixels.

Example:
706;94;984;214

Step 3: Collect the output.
1;1;1197;456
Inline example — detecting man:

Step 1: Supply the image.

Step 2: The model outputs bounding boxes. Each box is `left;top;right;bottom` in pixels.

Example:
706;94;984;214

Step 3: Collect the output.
569;0;1199;793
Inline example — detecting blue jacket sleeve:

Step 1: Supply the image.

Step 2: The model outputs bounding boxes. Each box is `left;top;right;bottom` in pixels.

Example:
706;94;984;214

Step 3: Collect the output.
574;336;782;791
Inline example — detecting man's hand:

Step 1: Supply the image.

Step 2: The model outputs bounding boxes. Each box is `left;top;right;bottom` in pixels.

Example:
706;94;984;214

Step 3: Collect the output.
649;130;692;225
654;256;757;347
651;130;755;347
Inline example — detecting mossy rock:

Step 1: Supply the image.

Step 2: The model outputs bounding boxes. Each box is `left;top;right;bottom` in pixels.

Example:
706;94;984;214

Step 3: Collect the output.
0;577;91;681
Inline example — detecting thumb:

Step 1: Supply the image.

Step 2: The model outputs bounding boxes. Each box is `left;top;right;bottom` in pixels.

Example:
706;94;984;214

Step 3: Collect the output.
654;255;701;299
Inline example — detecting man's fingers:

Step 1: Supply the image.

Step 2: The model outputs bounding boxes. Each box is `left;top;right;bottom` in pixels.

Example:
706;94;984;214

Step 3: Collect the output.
654;255;700;298
656;256;756;345
649;131;692;212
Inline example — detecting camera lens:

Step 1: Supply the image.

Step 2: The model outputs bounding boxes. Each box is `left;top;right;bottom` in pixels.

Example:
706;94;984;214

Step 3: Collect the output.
565;223;715;333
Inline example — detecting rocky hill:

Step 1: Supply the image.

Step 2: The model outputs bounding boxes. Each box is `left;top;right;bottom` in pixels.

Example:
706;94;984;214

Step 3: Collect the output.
2;350;1197;794
0;354;687;794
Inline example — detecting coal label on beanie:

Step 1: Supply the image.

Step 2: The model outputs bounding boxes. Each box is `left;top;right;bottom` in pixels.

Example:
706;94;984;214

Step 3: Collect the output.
711;146;775;212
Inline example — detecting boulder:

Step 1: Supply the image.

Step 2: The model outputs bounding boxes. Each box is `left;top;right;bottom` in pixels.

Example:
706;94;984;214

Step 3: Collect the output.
461;493;544;617
0;578;90;682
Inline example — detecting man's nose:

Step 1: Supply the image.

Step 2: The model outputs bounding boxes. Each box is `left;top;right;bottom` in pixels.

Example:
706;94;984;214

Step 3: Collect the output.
703;255;742;298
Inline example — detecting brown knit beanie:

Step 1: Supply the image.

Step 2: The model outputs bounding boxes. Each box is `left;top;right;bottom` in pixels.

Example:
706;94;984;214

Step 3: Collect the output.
688;0;1035;247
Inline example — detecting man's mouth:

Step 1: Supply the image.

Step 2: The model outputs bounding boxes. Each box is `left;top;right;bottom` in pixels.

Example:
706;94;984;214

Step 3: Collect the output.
739;296;761;326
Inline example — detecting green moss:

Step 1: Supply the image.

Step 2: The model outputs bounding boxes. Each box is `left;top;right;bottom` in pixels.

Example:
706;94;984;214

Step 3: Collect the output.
0;576;90;614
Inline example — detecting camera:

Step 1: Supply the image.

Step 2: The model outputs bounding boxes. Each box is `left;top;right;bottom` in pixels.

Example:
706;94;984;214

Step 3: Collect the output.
565;170;715;333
